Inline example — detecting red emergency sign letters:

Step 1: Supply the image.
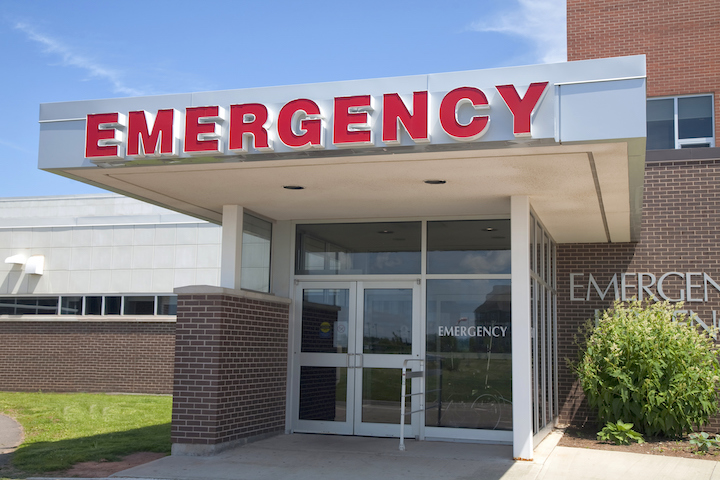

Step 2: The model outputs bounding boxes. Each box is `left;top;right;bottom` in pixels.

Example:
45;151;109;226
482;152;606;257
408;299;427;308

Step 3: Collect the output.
85;82;549;160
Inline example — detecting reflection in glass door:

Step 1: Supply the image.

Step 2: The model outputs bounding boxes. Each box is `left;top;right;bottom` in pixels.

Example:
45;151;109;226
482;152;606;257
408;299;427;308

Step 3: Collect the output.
294;282;420;437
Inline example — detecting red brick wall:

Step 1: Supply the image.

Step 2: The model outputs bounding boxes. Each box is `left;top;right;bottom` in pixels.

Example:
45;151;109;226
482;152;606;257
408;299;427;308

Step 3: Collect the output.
557;156;720;431
0;321;175;394
567;0;720;142
171;292;290;452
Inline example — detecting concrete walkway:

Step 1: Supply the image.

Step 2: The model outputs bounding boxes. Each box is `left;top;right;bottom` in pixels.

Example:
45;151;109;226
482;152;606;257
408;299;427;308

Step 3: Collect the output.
105;430;720;480
0;414;23;466
6;422;715;480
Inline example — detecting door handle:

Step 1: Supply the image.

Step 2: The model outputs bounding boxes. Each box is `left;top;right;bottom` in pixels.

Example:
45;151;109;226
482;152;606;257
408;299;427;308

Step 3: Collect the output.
346;354;363;368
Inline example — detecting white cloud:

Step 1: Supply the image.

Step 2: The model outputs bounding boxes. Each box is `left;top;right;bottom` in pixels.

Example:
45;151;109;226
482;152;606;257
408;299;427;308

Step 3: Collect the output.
0;138;33;154
469;0;567;64
14;21;145;96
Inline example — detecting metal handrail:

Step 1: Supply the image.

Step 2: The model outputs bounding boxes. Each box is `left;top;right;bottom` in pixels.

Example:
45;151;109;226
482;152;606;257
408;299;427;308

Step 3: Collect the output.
399;358;425;451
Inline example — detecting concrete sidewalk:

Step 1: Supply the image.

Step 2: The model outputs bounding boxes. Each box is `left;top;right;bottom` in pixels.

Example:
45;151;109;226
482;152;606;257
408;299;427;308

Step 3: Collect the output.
101;431;720;480
18;427;720;480
0;414;23;466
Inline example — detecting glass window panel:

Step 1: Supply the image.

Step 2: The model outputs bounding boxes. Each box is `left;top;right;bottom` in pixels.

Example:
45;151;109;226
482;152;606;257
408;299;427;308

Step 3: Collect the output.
362;368;403;424
536;222;543;280
529;215;536;275
678;96;713;139
0;298;15;315
123;296;155;315
427;220;510;274
299;366;347;422
363;289;412;354
647;98;675;150
426;279;512;430
296;222;421;275
301;289;350;353
241;213;272;293
157;296;177;315
13;297;58;315
14;298;31;314
647;98;674;121
85;296;102;315
60;296;83;315
105;296;121;315
544;233;550;285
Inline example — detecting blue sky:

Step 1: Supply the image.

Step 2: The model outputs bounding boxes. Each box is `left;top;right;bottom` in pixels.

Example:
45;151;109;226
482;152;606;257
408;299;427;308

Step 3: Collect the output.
0;0;566;198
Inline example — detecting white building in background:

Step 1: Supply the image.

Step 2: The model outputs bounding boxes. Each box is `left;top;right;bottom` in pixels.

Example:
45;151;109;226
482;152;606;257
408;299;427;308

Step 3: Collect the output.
0;194;222;316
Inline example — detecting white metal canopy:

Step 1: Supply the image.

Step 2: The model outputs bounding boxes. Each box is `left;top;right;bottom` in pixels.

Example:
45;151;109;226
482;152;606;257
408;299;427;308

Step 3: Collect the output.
38;56;647;243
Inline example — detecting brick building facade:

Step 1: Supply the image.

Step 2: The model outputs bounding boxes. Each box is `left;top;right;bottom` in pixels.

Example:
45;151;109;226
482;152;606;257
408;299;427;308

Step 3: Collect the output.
567;0;720;141
559;0;720;429
557;155;720;429
171;287;290;454
0;320;175;394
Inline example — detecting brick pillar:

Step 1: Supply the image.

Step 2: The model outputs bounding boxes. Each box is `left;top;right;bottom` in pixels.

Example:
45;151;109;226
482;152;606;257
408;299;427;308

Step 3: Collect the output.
171;286;291;455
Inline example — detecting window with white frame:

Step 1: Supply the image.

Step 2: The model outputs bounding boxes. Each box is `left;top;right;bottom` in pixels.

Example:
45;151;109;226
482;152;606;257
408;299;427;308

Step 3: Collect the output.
0;295;177;316
647;95;715;150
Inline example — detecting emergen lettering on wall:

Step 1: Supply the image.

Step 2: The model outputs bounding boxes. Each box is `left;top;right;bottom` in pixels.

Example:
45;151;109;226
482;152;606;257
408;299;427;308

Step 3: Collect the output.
570;272;720;303
84;83;549;164
571;272;720;338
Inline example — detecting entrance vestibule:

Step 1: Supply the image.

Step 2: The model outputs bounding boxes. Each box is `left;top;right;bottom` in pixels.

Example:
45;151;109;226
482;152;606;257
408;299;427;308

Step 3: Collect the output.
293;281;421;437
287;218;533;445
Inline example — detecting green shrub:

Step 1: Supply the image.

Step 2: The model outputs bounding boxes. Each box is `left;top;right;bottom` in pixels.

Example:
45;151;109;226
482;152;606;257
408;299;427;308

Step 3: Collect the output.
597;421;645;445
689;432;720;453
576;300;720;437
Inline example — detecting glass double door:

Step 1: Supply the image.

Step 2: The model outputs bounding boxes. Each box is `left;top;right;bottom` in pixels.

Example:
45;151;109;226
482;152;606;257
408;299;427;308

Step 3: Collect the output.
293;281;421;437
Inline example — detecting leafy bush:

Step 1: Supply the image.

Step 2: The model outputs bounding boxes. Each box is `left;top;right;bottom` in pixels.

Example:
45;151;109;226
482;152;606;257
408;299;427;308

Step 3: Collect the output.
597;421;645;445
689;432;720;453
576;300;720;437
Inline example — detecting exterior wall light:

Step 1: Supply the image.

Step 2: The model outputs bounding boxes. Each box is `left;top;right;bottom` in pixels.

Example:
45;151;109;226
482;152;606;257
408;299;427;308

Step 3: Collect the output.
4;253;44;275
4;254;27;265
25;255;45;275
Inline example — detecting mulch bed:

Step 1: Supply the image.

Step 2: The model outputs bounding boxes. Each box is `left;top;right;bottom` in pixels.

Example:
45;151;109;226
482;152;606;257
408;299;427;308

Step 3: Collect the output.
557;424;720;460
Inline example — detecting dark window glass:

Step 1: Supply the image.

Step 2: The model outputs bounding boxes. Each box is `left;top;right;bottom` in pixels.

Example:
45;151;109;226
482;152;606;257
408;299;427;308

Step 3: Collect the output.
678;96;713;139
85;296;102;315
1;297;59;315
301;289;350;353
299;366;347;421
0;298;14;315
296;222;421;275
425;279;512;430
363;289;412;354
123;296;155;315
427;220;510;274
60;296;83;315
646;98;674;150
105;296;121;315
157;296;177;315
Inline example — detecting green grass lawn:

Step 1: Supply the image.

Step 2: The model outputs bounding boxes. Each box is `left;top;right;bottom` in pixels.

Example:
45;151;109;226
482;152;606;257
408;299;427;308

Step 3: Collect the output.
0;392;171;474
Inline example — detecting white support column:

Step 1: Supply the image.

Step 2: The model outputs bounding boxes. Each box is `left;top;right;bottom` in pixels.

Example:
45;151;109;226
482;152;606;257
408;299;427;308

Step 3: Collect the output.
220;205;244;290
511;195;533;460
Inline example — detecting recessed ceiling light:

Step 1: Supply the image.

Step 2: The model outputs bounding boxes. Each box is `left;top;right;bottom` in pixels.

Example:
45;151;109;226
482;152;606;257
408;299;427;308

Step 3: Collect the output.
283;185;304;190
424;180;446;185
